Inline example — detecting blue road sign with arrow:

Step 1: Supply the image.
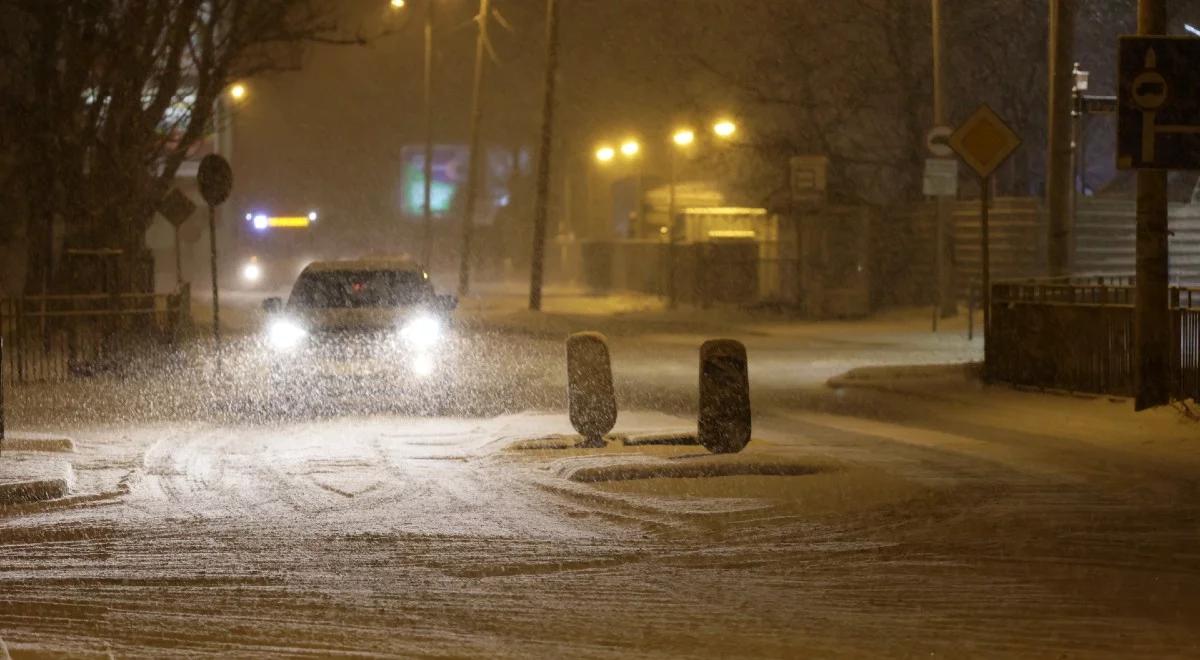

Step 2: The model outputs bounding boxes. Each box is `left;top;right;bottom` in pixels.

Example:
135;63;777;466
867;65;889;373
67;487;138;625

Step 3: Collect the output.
1118;36;1200;170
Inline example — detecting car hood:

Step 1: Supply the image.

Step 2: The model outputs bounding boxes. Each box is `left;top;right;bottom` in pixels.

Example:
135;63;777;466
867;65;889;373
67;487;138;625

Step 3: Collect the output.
289;307;422;333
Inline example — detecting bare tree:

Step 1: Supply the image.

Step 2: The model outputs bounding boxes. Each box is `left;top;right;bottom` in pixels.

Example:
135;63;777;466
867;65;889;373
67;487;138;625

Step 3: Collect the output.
0;0;353;294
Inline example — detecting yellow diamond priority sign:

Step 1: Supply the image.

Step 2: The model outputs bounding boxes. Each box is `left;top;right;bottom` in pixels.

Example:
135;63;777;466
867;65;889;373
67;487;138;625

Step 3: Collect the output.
949;104;1022;178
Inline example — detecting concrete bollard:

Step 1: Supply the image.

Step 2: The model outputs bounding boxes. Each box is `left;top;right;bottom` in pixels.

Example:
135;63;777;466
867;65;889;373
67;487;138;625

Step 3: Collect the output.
566;332;617;448
698;338;751;454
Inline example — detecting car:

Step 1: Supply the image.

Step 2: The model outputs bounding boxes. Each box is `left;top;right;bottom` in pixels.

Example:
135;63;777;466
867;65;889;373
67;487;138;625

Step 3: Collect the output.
258;257;458;391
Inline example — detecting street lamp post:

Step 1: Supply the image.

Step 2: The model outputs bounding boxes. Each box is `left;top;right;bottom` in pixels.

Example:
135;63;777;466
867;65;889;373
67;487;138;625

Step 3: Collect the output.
421;0;435;271
619;138;642;238
1069;62;1089;273
668;128;695;308
392;0;436;270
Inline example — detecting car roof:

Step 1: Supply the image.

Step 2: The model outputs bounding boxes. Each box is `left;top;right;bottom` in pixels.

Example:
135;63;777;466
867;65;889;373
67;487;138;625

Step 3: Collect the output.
301;257;425;274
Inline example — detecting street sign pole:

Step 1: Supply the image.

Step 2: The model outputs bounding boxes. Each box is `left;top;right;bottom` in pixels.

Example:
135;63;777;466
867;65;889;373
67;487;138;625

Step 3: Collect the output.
980;174;991;377
208;203;221;366
1133;0;1170;410
197;154;233;373
1047;0;1077;277
174;226;183;287
947;104;1021;364
931;0;955;327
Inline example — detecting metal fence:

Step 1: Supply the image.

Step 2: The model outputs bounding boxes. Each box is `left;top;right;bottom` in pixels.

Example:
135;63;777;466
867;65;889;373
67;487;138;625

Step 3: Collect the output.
0;285;190;383
988;276;1200;400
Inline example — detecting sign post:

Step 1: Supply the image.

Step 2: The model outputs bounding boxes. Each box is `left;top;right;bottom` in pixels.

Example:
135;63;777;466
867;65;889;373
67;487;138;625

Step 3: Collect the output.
197;155;233;367
1116;21;1185;409
157;188;198;286
948;105;1022;372
925;125;957;332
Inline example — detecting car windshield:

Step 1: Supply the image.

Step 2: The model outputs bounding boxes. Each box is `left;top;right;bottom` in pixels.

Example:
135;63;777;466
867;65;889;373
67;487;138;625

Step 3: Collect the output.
289;269;431;309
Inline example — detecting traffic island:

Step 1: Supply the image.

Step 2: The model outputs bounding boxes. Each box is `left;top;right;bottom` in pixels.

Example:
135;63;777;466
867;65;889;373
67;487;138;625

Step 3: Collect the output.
0;454;74;507
506;430;700;452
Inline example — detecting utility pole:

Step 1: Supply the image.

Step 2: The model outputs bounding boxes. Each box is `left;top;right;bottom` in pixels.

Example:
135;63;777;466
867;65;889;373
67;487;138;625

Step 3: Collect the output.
1046;0;1077;277
931;0;955;322
457;0;491;298
421;0;435;271
1134;0;1170;410
529;0;562;311
667;145;678;308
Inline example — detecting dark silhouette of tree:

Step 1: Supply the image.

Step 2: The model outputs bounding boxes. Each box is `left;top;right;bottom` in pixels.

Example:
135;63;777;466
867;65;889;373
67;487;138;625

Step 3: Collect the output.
0;0;357;294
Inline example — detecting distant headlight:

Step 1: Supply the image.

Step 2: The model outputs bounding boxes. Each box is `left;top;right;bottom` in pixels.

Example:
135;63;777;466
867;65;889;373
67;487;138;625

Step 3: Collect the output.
267;318;306;352
399;315;442;348
242;260;262;283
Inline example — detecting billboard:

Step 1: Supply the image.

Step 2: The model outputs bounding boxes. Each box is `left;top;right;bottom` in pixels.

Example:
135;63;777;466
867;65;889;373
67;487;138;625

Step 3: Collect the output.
399;144;531;225
400;145;468;217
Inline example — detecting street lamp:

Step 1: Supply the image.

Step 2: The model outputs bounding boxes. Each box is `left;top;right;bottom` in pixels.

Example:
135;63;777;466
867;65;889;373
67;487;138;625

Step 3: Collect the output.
390;0;406;8
672;128;695;147
228;83;246;100
595;145;615;163
666;128;696;308
713;119;736;138
620;139;640;158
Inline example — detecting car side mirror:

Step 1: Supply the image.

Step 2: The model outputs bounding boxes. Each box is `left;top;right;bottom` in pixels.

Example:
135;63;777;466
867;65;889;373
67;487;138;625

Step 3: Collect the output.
436;294;458;313
262;297;283;313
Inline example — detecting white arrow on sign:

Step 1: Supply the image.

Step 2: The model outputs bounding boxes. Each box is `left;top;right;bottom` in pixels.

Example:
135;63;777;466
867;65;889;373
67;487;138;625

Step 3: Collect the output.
925;126;954;158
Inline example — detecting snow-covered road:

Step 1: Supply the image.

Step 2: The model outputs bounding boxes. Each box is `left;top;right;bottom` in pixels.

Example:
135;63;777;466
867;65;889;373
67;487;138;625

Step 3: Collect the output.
1;318;1198;657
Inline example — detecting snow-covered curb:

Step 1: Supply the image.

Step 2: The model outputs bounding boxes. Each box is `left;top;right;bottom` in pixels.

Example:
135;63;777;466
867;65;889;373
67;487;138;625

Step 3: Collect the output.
2;434;76;453
826;362;981;393
0;456;75;506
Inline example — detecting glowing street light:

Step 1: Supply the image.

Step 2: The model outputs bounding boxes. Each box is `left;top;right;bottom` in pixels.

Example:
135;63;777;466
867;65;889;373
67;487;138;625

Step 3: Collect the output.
673;128;696;147
595;145;616;163
713;119;737;138
620;139;640;157
229;83;247;100
390;0;406;8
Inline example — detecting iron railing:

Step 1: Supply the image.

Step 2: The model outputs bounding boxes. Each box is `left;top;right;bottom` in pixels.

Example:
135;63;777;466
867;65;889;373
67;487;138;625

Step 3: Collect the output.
0;284;190;383
988;276;1200;400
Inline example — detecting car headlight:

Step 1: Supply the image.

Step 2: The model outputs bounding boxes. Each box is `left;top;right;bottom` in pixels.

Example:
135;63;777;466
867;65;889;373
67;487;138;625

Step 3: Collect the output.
411;353;435;377
242;260;262;283
267;318;307;352
399;315;442;348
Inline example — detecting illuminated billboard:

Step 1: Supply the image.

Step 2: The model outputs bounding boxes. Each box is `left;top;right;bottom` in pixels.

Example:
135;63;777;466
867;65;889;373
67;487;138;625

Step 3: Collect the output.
399;144;532;225
400;145;467;217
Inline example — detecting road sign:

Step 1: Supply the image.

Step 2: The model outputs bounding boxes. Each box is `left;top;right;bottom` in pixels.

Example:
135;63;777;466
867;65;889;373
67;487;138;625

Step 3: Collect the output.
197;154;232;206
925;126;954;157
144;217;174;251
1117;36;1200;170
949;105;1022;178
923;158;958;197
157;188;197;228
178;216;203;243
789;155;828;207
1077;95;1118;115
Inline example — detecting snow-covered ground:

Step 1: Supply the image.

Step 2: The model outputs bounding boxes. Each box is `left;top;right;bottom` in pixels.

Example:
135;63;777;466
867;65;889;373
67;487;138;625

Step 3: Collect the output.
2;293;1197;657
